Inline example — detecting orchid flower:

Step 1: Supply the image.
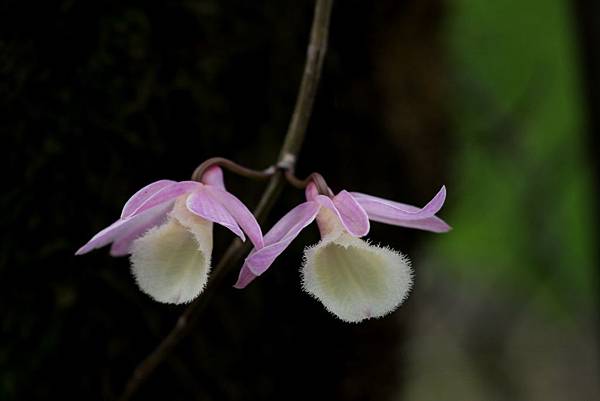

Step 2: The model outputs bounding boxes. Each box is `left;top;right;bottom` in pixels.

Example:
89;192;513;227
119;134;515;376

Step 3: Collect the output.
76;166;263;304
235;183;449;323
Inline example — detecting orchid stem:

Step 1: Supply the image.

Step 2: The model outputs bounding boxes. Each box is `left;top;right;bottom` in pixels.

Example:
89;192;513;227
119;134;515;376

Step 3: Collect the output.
116;1;334;400
192;156;332;197
278;0;332;162
285;170;333;196
191;157;275;182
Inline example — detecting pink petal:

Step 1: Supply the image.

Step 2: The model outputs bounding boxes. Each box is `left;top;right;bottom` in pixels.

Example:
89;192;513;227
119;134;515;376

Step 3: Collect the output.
371;215;451;233
76;220;130;255
244;201;320;276
109;202;173;256
351;186;446;222
76;203;172;255
314;195;368;237
203;186;263;248
201;166;226;190
120;180;175;219
233;264;259;289
332;190;370;237
185;188;245;241
129;181;200;217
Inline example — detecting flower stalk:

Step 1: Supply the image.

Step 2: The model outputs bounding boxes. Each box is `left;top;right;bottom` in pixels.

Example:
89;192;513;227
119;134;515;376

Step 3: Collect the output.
191;157;276;182
190;156;332;196
116;1;334;400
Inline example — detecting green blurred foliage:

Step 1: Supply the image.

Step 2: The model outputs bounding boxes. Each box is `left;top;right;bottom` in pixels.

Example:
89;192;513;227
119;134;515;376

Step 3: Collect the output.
437;0;596;310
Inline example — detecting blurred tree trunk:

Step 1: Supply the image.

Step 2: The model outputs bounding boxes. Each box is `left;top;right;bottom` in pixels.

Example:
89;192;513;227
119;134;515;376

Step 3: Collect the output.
573;0;600;342
371;0;450;397
574;1;600;174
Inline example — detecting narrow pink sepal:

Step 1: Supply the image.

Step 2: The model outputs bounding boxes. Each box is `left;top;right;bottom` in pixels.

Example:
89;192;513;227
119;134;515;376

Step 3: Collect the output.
373;215;451;233
129;181;200;217
332;190;370;237
186;187;245;241
233;263;258;289
203;186;263;248
76;220;128;255
244;201;320;276
351;185;447;222
201;166;226;190
75;202;172;255
109;203;172;256
120;180;175;218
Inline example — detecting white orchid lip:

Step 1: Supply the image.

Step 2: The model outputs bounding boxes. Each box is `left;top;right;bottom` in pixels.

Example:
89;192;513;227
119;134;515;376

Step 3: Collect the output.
302;209;412;323
302;231;412;323
130;206;213;304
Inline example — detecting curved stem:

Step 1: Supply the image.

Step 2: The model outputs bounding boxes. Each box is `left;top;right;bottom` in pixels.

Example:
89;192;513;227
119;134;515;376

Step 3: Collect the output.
285;171;333;196
191;157;275;182
117;1;334;400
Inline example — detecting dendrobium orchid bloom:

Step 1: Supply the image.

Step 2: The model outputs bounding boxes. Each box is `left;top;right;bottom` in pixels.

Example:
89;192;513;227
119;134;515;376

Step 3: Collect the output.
235;183;449;323
76;167;263;304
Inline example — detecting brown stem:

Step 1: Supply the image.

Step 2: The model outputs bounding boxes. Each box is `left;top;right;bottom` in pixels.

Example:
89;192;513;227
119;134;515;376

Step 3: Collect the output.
191;157;275;182
285;171;333;196
116;1;334;400
278;0;333;164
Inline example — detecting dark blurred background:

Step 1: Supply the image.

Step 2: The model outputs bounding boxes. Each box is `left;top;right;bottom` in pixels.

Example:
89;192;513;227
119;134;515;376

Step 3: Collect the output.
1;0;598;400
